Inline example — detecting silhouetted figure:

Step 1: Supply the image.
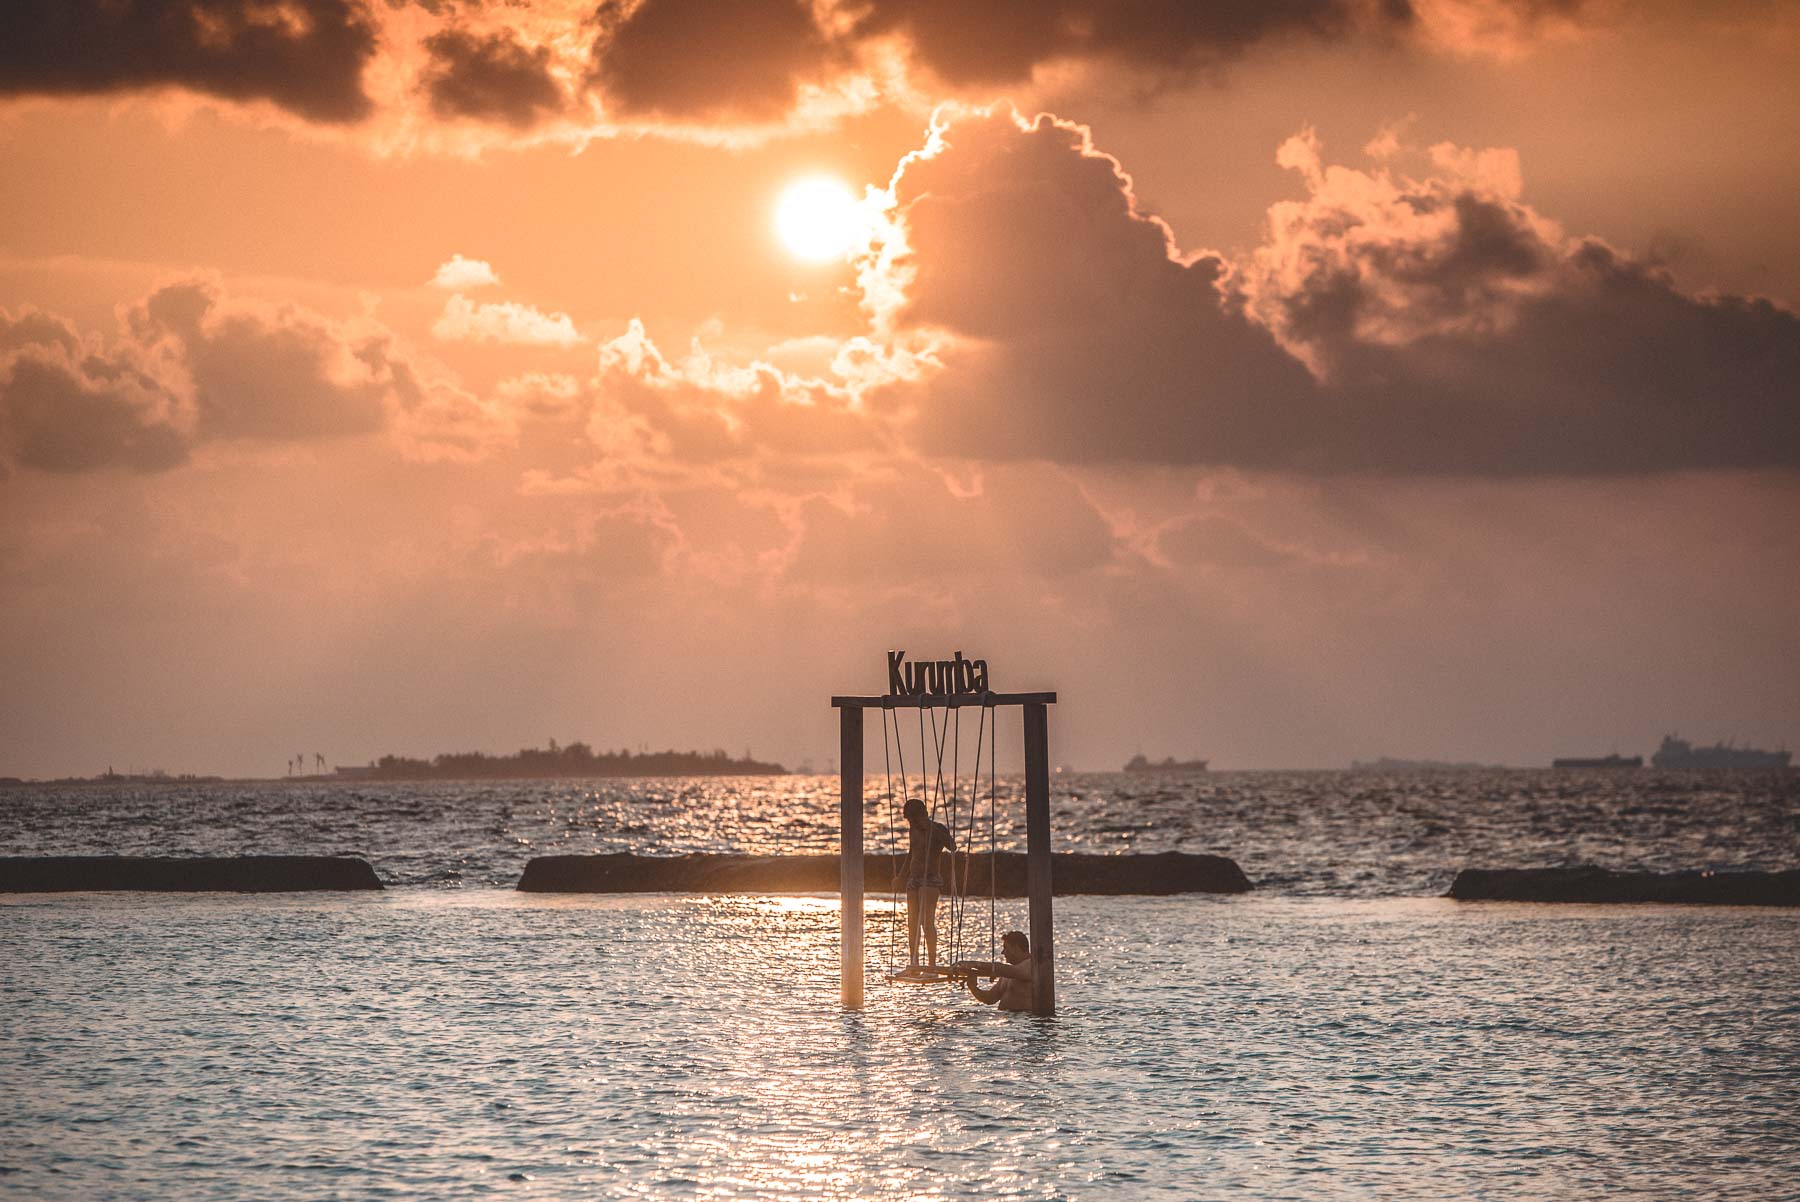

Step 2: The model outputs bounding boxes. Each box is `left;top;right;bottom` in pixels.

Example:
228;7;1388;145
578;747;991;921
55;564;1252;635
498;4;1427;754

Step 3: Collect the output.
902;796;954;967
958;931;1034;1012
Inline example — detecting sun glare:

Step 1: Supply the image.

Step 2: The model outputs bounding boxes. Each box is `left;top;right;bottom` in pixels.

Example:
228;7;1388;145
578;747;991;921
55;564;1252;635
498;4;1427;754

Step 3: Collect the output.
775;176;861;263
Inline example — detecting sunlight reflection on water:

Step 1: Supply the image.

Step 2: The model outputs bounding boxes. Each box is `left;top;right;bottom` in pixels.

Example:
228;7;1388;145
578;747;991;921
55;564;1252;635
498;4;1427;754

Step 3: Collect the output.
3;892;1796;1200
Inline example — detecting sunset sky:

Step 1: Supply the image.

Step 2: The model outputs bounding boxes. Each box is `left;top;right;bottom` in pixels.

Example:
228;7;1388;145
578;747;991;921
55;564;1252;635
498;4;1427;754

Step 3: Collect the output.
3;0;1797;778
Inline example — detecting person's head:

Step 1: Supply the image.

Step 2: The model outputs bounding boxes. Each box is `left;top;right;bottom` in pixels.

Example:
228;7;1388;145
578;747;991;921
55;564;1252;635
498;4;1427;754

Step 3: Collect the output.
1001;930;1029;964
903;797;927;826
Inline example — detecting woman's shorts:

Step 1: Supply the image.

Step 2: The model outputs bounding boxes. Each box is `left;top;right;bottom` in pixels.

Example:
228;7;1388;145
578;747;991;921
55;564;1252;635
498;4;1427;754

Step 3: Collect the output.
907;872;945;891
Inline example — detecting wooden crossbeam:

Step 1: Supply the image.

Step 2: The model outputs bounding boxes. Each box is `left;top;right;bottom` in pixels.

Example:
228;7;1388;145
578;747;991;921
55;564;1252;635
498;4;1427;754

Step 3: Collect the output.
831;691;1056;709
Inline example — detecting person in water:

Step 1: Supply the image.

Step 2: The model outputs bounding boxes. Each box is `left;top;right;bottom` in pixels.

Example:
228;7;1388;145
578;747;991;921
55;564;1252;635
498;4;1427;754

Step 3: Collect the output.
958;931;1034;1012
902;796;955;968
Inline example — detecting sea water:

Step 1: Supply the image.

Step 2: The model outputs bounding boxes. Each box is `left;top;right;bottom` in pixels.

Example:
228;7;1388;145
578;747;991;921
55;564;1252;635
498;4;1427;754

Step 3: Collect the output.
2;768;1794;893
2;771;1797;1199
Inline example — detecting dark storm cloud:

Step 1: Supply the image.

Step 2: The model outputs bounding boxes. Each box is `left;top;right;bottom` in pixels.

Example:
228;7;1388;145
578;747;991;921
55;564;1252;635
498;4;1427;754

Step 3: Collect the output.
586;0;834;120
849;0;1415;85
877;109;1800;475
421;26;565;127
0;0;377;123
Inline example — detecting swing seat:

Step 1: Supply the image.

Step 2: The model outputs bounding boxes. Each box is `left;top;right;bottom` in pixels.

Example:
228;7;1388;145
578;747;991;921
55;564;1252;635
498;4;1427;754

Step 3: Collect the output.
885;965;970;986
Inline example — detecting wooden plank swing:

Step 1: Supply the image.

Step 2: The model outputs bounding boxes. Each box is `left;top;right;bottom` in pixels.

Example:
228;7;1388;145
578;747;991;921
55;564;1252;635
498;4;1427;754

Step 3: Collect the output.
833;651;1057;1016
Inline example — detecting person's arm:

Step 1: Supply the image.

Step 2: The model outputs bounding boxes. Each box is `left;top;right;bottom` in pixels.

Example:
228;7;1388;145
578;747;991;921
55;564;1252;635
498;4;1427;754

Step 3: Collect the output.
966;975;1005;1005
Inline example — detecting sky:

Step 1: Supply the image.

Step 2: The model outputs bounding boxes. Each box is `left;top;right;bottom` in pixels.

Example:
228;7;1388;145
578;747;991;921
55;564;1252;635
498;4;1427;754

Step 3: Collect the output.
2;0;1797;778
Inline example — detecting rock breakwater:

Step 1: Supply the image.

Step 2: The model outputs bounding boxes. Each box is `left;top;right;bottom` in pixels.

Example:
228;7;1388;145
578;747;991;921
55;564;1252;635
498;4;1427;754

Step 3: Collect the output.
1448;866;1797;906
518;851;1252;895
0;855;383;892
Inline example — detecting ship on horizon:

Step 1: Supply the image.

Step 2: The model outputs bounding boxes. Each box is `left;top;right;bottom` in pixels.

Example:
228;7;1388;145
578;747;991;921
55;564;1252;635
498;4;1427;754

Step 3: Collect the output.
1123;753;1209;774
1348;756;1505;772
1650;735;1791;770
1551;753;1643;769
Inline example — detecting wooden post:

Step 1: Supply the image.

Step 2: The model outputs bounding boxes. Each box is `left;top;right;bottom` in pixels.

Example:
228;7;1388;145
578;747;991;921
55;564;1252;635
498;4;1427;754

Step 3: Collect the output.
839;705;864;1009
1022;701;1055;1016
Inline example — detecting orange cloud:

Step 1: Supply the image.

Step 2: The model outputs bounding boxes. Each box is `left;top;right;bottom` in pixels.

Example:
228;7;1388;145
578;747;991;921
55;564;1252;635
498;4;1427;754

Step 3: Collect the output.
1;278;510;472
429;255;502;290
0;307;188;473
0;0;378;123
420;25;566;128
849;107;1800;474
7;0;1750;151
432;294;583;347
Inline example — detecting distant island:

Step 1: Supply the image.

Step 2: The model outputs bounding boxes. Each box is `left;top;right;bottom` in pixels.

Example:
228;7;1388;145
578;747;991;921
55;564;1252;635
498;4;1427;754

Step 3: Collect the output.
0;743;787;785
0;768;225;787
1349;757;1507;772
349;740;786;781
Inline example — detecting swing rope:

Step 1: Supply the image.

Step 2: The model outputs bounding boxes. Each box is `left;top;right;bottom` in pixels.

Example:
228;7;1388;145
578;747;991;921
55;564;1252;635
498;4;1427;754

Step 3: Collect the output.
954;702;979;967
877;692;1001;988
945;704;965;966
924;704;952;962
988;701;998;962
964;699;996;963
880;700;899;976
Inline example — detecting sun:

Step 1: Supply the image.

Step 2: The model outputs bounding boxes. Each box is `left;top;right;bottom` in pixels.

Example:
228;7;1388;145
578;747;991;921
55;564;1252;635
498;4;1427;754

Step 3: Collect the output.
774;176;861;263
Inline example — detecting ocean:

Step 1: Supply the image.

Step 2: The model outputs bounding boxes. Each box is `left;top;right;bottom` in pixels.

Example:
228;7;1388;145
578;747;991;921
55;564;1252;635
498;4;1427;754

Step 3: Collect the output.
3;770;1797;1199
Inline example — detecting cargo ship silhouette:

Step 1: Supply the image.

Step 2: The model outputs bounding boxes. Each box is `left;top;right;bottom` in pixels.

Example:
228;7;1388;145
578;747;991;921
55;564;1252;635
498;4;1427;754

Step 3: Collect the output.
1123;754;1209;773
1551;753;1642;769
1650;735;1791;769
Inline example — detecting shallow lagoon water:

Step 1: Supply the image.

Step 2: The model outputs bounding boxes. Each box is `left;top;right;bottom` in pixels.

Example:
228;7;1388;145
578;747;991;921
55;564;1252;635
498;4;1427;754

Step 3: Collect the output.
5;891;1796;1200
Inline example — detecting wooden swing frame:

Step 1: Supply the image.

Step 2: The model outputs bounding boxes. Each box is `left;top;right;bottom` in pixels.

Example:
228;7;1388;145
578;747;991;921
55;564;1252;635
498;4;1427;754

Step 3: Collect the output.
832;689;1058;1016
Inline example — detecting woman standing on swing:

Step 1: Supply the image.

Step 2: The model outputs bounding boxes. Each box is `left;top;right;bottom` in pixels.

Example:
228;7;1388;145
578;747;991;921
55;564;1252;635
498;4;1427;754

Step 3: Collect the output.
902;797;955;970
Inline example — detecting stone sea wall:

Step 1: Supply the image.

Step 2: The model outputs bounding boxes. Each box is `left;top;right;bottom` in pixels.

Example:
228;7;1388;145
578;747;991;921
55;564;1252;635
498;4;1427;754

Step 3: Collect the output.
1448;866;1798;906
0;855;383;892
518;851;1253;895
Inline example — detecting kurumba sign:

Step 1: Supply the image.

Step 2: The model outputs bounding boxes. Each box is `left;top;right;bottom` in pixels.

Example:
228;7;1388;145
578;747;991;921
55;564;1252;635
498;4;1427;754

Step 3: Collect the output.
887;650;990;696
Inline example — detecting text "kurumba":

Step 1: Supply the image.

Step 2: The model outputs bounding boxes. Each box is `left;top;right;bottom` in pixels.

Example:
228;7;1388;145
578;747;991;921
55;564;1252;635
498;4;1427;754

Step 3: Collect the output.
888;650;990;696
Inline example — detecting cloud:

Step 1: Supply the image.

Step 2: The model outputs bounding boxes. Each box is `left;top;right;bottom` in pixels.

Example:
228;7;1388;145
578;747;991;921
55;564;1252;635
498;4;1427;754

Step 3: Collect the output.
1;279;511;473
420;26;565;127
853;107;1800;475
778;463;1120;585
591;319;880;460
586;0;835;121
865;106;1317;464
1156;514;1302;569
850;0;1413;86
5;0;1776;147
126;280;392;439
497;372;585;420
1238;131;1800;472
430;255;502;290
0;0;377;123
0;309;189;473
432;294;582;346
1248;129;1555;373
